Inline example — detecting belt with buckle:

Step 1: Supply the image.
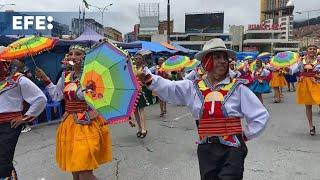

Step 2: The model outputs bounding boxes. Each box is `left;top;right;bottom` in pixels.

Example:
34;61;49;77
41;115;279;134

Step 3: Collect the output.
204;136;220;144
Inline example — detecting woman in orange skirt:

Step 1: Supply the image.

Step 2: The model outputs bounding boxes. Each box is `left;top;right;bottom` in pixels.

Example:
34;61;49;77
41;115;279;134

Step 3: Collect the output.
36;45;112;180
269;68;287;103
288;45;320;135
155;57;169;117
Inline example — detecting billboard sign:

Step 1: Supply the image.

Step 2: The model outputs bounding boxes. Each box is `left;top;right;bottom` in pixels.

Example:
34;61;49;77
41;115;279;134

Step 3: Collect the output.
185;13;224;33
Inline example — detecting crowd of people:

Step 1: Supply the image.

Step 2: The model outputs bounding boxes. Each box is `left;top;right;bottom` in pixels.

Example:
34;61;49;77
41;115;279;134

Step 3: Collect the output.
1;37;320;180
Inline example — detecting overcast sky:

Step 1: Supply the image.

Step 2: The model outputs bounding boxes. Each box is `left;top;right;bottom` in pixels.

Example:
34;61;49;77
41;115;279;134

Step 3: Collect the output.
3;0;320;34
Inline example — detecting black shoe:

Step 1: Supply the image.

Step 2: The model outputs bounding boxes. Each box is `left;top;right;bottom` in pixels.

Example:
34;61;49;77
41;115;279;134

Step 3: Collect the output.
140;130;148;139
136;131;142;138
310;126;316;136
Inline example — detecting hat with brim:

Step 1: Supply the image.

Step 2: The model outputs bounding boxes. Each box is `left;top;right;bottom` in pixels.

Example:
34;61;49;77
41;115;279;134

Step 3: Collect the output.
195;38;236;61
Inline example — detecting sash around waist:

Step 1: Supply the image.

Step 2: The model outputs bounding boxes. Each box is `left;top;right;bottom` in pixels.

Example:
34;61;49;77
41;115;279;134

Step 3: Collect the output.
65;100;88;113
300;72;316;77
0;112;22;123
198;117;242;137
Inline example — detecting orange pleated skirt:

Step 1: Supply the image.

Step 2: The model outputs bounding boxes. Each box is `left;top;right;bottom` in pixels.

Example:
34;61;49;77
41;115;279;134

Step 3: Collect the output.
270;72;287;88
296;77;320;105
56;115;112;172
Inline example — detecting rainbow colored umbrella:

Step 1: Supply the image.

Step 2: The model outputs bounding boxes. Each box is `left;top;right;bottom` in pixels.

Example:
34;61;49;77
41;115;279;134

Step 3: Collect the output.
0;35;57;61
270;51;300;68
161;55;190;72
257;52;271;61
249;61;256;71
249;61;265;71
244;56;254;61
236;62;245;70
80;41;140;124
184;59;200;72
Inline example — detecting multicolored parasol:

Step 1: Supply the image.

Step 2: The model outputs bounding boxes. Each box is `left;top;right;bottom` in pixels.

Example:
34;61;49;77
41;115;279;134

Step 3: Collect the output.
0;35;57;61
257;52;272;61
270;51;300;68
184;59;200;72
161;55;190;72
80;41;140;124
236;62;245;70
244;56;254;61
249;61;256;71
249;61;265;71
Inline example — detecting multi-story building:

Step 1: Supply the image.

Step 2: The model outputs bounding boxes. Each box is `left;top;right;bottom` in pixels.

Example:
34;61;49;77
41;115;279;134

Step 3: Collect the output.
158;20;174;35
243;23;299;52
51;21;69;38
229;25;245;51
243;0;298;53
124;24;139;43
104;27;123;42
260;0;294;23
71;18;104;36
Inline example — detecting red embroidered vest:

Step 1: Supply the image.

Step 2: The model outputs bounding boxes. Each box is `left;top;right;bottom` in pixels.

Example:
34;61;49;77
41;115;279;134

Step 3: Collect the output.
63;71;91;124
194;78;244;147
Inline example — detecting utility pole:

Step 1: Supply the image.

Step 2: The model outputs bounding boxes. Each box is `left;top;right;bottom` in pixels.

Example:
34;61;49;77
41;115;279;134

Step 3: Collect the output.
167;0;170;43
87;3;113;26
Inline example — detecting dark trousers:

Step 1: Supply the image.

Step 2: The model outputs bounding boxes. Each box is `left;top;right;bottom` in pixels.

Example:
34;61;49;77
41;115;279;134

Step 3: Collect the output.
0;122;22;178
197;138;248;180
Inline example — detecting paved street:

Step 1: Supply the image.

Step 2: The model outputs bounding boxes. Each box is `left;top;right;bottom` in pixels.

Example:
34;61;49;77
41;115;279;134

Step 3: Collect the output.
15;91;320;180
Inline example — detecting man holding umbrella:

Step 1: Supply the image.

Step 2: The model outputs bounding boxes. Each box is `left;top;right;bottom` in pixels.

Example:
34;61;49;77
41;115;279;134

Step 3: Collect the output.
0;60;46;179
138;38;269;179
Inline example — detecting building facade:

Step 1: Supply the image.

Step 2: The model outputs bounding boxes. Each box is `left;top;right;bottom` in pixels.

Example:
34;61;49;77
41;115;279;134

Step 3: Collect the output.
229;25;245;51
158;20;174;35
104;27;123;42
71;18;104;36
170;33;232;51
244;0;298;52
260;0;294;23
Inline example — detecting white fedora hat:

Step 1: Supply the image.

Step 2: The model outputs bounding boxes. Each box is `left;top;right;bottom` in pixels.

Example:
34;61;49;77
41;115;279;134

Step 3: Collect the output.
195;38;236;61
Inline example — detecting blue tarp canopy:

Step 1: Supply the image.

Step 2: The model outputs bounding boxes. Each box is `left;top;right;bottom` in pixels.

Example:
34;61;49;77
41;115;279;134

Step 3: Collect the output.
236;52;259;61
134;41;177;53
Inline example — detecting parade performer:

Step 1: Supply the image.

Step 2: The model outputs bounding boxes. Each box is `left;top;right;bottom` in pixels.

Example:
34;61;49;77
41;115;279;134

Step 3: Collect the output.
249;59;271;104
0;60;46;180
269;67;287;103
288;45;320;135
35;45;112;180
284;72;297;92
155;57;169;117
138;39;269;180
132;52;151;138
238;56;254;85
229;60;241;79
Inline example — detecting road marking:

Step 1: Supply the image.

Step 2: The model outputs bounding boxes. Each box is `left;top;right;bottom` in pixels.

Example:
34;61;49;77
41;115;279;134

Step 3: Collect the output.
173;113;191;121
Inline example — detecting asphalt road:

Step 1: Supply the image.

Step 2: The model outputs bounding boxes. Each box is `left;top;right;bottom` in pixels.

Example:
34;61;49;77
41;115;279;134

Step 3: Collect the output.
14;91;320;180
